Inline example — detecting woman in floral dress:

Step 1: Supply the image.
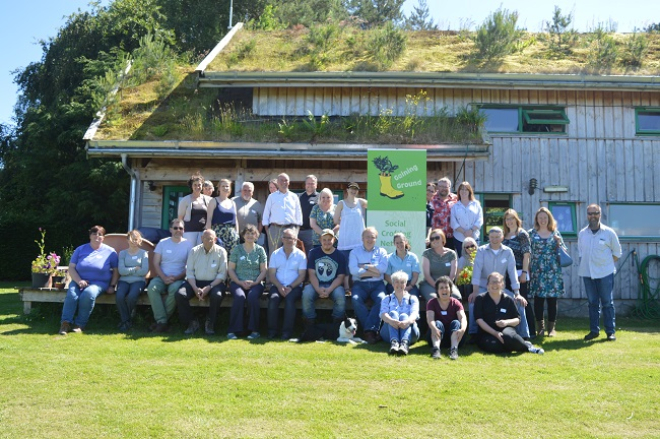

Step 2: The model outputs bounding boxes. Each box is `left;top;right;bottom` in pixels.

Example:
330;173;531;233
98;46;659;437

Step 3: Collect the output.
529;207;566;337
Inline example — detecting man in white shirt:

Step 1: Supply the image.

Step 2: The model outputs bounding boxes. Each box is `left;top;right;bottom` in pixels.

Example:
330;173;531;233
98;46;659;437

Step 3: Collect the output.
267;228;307;339
175;229;227;335
147;219;194;333
579;204;622;341
262;173;303;261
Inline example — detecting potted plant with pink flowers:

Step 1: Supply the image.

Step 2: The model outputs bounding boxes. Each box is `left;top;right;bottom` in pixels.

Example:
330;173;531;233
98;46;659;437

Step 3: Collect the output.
31;228;61;288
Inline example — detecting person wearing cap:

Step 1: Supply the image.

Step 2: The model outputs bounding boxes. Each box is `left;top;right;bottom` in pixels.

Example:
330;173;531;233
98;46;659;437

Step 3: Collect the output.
302;228;347;326
334;182;367;292
262;173;303;261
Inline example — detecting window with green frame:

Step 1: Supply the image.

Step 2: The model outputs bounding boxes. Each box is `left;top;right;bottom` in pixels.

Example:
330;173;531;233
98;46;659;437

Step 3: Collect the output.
480;106;569;134
608;203;660;240
635;108;660;135
161;185;188;228
548;202;577;236
476;193;512;241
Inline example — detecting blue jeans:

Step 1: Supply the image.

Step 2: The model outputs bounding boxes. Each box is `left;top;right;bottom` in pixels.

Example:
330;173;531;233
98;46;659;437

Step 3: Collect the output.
351;280;386;333
302;284;346;320
268;285;302;336
61;282;106;328
468;288;530;338
115;280;145;325
583;274;615;335
380;311;420;344
228;281;264;334
428;320;465;348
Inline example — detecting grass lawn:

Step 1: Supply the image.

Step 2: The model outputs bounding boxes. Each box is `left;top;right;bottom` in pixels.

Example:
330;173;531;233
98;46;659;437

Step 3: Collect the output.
1;284;659;438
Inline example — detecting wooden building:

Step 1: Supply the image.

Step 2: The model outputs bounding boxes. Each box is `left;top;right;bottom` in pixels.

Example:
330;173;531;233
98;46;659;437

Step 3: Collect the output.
85;25;660;315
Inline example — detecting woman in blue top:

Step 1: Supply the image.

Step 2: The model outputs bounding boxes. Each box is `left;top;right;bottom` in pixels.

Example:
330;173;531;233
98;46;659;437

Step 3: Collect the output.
384;233;420;297
59;225;119;335
115;230;149;332
206;179;240;257
379;271;420;356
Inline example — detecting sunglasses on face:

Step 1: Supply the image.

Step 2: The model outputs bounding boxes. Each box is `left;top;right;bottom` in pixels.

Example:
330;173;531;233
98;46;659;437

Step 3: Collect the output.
172;226;184;231
430;236;442;242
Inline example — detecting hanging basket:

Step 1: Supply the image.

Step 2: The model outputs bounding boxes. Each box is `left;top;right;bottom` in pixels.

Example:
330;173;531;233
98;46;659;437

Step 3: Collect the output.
31;272;52;288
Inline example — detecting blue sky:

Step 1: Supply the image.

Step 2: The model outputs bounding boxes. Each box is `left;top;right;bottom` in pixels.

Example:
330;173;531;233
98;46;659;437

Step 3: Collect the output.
1;0;659;127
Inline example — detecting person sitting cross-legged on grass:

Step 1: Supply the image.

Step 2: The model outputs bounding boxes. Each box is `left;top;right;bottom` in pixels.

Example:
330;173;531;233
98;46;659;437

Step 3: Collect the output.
379;271;420;356
474;272;544;355
175;229;227;336
426;276;467;360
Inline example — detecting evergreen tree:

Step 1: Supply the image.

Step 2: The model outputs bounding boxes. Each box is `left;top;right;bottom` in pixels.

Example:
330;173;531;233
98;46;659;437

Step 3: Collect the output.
405;0;437;31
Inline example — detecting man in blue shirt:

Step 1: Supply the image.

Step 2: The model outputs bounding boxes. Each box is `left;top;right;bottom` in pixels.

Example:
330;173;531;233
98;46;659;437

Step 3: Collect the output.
349;227;388;344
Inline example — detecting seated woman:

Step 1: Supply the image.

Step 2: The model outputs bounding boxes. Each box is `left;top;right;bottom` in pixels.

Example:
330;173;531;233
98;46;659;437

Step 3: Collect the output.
227;224;268;340
384;233;420;297
116;230;149;332
59;225;119;335
379;271;420;356
473;272;544;355
426;276;467;360
421;229;460;301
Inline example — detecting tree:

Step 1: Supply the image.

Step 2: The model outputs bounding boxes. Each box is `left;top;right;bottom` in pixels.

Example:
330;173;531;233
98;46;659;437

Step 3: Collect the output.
544;6;575;52
473;8;523;60
405;0;437;31
345;0;405;27
272;0;348;28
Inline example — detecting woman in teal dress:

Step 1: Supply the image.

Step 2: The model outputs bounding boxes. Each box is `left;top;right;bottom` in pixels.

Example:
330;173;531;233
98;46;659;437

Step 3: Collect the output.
529;207;566;338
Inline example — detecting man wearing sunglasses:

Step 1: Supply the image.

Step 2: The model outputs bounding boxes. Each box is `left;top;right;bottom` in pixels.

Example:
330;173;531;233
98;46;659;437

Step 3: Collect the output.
147;219;195;332
579;204;622;342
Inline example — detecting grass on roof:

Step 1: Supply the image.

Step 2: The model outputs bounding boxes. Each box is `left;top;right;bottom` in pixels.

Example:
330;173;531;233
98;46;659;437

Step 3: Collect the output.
207;27;660;75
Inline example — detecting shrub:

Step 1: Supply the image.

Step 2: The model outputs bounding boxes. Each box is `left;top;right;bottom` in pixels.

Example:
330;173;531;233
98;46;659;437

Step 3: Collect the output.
586;24;619;73
473;8;523;60
544;6;575;53
371;22;407;69
621;31;649;67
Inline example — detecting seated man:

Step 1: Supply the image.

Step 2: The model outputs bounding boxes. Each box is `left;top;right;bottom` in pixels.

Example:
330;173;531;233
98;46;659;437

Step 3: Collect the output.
147;219;194;332
302;229;346;325
349;227;388;344
468;227;529;341
267;228;307;339
474;272;544;355
175;229;228;335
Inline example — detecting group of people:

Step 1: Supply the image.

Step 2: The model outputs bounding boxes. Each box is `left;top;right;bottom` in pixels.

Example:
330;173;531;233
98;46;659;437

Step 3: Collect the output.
57;173;622;359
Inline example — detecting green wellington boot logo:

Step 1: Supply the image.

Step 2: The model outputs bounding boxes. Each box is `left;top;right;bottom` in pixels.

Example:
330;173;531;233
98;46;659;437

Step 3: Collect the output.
373;156;404;199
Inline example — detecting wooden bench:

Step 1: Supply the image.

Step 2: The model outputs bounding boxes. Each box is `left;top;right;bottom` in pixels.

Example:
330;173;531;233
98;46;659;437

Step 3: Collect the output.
19;287;350;314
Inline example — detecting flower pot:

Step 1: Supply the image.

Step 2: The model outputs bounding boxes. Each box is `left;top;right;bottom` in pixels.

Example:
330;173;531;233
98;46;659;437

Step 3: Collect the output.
52;276;65;289
31;272;52;288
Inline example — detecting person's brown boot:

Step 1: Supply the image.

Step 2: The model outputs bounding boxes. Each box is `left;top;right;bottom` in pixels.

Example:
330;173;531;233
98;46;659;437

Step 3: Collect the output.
536;320;545;337
547;321;557;337
58;321;71;335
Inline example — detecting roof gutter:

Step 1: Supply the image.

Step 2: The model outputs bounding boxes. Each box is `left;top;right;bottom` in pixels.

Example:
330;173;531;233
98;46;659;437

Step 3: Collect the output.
86;140;489;161
197;71;660;92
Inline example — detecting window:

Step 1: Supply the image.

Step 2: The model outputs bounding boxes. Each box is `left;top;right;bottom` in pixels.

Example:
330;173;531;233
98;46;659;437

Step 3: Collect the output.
477;193;512;241
161;185;188;228
608;203;660;240
635;108;660;135
548;202;577;236
480;106;569;134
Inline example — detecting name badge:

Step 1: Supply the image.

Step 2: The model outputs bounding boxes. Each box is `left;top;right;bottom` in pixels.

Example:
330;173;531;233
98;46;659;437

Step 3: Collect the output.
132;256;138;260
440;311;448;316
211;263;217;268
445;262;451;267
599;240;606;245
534;235;540;240
501;258;507;263
240;256;246;260
250;209;257;214
406;262;412;266
500;308;507;313
166;250;172;254
96;254;103;259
